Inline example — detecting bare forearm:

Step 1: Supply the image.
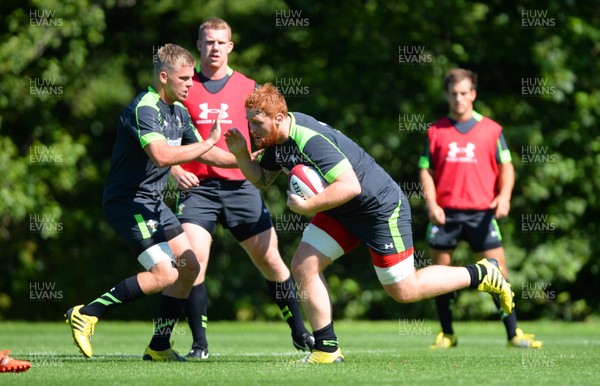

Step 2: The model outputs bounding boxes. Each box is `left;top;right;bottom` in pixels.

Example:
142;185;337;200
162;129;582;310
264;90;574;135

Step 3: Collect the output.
233;150;267;187
148;139;216;168
304;180;360;212
196;147;238;168
419;168;437;206
497;162;515;199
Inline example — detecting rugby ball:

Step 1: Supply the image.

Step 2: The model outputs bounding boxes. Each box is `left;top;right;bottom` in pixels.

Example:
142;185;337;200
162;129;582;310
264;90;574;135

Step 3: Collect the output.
288;165;327;199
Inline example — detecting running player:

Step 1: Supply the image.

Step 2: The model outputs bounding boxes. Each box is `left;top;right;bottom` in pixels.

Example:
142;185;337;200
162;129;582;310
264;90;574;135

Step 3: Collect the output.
170;18;313;359
64;44;236;361
419;68;542;349
224;83;515;363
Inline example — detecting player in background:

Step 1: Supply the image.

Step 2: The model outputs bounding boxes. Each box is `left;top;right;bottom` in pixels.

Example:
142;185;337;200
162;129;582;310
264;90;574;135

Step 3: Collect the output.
65;44;236;361
419;68;541;349
0;350;31;373
170;18;313;359
224;83;514;363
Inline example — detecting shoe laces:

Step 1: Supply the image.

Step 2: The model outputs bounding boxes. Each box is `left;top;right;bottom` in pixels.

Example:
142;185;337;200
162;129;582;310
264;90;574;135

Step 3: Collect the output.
77;313;96;337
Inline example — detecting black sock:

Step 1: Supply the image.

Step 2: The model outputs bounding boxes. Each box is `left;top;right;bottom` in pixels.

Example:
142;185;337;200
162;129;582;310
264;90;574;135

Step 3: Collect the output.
266;277;309;339
435;291;456;335
149;295;186;351
184;283;208;349
493;295;518;339
80;276;144;318
465;263;487;288
313;322;338;353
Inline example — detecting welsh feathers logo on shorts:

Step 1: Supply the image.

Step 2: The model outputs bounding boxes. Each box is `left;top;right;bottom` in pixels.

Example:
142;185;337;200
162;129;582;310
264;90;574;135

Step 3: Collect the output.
146;219;159;234
428;225;439;240
177;204;185;217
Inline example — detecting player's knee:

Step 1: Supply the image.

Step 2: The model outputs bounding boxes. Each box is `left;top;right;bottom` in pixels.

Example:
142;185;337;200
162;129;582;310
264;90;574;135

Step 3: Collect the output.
391;292;414;304
383;283;416;304
147;262;179;290
291;256;322;285
176;250;200;282
290;257;302;277
159;267;180;288
139;242;182;289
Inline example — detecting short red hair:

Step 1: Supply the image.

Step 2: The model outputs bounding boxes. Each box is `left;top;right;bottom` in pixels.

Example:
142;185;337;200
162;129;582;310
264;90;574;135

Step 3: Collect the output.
245;83;289;118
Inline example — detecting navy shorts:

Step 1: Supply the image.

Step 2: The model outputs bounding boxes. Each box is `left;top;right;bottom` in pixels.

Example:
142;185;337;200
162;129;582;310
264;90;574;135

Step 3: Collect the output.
177;179;272;242
426;209;502;252
103;197;184;256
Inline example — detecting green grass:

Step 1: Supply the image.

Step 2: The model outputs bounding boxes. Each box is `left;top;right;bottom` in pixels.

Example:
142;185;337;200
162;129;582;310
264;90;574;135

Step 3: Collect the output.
0;320;598;385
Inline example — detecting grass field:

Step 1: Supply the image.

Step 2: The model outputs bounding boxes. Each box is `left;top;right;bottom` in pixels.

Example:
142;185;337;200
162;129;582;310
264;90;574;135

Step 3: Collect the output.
0;320;598;385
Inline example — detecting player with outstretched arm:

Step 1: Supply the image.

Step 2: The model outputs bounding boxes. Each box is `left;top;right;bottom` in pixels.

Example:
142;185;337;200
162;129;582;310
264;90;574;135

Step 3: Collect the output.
64;44;236;361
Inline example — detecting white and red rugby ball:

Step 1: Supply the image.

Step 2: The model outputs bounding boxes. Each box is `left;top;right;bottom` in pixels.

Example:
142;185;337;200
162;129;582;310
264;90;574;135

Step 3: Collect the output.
288;164;327;200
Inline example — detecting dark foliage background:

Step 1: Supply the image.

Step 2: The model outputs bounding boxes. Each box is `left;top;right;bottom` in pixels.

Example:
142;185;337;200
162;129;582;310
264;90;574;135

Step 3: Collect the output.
1;0;598;322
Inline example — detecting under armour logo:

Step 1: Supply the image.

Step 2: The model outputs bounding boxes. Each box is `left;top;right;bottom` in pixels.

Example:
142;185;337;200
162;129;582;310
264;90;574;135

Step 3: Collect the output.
448;142;475;158
199;103;229;120
383;243;394;250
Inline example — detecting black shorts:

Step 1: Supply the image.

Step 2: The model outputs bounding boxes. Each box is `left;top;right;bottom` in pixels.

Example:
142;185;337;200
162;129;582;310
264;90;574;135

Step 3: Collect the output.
426;209;502;252
177;179;272;242
104;197;184;256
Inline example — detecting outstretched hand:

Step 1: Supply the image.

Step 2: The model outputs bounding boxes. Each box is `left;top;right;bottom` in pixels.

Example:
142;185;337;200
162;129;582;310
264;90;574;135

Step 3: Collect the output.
206;110;224;145
224;127;248;156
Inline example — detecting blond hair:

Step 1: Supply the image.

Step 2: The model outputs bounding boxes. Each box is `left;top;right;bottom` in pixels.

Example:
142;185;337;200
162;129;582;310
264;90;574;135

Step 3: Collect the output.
153;43;195;78
199;17;232;41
